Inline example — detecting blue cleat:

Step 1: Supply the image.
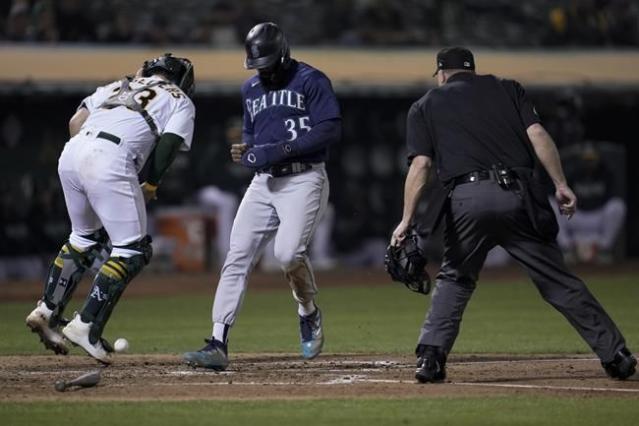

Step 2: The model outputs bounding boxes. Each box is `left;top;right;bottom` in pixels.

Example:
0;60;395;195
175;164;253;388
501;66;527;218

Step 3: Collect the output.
299;307;324;359
183;338;229;371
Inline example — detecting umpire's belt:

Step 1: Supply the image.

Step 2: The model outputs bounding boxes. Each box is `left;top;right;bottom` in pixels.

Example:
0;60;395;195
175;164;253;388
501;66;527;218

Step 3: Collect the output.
259;162;313;177
453;169;517;186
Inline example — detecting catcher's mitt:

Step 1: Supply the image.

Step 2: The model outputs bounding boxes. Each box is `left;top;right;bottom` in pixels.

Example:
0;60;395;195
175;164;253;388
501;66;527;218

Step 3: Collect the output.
384;230;431;295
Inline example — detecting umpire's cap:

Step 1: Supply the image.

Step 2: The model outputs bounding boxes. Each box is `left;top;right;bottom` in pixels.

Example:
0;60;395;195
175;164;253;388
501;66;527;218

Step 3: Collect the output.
244;22;290;70
433;47;475;76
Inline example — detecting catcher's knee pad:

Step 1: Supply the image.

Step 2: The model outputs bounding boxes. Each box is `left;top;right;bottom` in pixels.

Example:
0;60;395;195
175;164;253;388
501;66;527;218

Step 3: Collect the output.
110;235;153;265
43;228;110;321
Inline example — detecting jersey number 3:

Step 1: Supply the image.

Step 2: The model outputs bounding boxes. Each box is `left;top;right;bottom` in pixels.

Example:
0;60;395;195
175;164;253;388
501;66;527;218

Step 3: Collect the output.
284;116;311;141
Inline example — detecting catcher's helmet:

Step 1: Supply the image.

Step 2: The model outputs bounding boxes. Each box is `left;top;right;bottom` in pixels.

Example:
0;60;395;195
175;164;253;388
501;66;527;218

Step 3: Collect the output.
244;22;290;70
142;53;195;97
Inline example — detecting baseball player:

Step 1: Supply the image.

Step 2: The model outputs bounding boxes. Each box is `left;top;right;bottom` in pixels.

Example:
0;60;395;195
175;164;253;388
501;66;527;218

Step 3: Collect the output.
25;53;196;364
184;22;341;370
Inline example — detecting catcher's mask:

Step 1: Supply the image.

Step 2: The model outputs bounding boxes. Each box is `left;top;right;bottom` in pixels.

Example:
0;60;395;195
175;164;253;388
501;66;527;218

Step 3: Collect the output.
244;22;292;89
384;231;431;295
142;53;195;97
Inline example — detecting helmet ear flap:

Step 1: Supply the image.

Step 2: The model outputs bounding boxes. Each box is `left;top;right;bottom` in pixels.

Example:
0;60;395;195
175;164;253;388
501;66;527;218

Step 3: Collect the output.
280;37;290;65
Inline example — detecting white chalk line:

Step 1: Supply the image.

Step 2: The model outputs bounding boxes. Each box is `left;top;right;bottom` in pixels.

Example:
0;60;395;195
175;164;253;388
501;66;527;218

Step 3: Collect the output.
101;378;639;394
453;357;598;366
454;382;639;393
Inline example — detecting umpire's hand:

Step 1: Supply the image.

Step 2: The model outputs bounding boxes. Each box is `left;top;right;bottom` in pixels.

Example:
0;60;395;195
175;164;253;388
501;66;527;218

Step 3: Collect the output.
391;220;411;247
555;184;577;219
231;143;248;163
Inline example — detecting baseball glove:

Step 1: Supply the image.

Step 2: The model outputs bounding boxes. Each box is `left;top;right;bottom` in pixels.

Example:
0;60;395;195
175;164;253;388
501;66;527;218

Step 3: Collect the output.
384;230;431;295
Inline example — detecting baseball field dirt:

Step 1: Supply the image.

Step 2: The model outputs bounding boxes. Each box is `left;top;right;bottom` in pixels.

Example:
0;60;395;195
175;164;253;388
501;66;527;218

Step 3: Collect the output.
1;352;638;402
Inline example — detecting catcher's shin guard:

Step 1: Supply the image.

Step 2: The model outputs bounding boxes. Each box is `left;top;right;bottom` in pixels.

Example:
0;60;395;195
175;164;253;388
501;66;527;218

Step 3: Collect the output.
43;228;110;323
80;236;152;344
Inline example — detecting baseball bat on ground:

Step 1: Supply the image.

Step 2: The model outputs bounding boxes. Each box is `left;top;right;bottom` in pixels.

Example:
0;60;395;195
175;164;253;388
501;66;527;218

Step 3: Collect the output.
54;370;101;392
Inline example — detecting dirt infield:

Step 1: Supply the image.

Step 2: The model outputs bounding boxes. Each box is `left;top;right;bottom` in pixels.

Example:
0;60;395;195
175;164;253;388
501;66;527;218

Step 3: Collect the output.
2;353;638;402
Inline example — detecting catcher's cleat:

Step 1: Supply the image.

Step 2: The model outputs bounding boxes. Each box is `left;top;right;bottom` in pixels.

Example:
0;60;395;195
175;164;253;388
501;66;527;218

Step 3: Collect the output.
62;314;112;365
602;348;637;380
183;339;229;371
299;307;324;359
415;345;446;383
26;300;69;355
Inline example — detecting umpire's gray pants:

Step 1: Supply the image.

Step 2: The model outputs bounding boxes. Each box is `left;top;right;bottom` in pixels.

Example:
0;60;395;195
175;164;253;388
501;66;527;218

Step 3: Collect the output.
418;179;627;363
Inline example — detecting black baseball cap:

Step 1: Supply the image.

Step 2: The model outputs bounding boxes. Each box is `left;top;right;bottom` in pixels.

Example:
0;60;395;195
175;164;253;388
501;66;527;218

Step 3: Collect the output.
433;47;475;76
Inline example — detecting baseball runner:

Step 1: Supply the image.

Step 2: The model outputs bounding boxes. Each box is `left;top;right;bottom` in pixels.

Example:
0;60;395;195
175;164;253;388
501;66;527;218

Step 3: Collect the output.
184;22;341;370
25;53;196;364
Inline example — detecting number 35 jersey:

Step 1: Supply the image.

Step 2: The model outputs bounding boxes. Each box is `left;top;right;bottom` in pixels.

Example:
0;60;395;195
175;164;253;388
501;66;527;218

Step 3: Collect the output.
79;75;196;173
241;60;341;163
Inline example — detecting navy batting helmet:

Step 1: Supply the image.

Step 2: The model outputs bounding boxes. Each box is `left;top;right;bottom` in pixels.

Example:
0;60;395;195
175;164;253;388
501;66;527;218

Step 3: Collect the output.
244;22;290;70
142;53;195;97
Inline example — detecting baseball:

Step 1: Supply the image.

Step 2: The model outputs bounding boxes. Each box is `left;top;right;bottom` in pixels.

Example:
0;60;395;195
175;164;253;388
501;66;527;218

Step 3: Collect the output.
113;338;129;353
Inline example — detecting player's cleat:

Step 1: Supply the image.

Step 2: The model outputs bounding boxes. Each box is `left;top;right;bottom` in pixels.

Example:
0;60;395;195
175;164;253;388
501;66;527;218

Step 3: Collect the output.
299;307;324;359
62;314;112;365
26;300;69;355
415;345;447;383
602;348;637;380
183;339;229;371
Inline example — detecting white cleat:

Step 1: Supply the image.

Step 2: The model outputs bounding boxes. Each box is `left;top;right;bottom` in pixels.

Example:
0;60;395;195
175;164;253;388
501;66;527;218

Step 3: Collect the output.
62;314;112;365
26;300;68;355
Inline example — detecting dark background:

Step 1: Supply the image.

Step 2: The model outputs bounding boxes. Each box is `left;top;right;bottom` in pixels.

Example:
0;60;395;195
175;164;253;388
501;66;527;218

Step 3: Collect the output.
1;85;637;258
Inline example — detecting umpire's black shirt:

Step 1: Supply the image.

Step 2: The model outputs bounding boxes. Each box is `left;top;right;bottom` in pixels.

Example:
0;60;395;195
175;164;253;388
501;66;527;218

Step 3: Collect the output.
407;72;541;183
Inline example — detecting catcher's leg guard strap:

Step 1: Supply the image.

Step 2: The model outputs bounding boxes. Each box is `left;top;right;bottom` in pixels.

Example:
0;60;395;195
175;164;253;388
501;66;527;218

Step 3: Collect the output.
43;228;110;321
80;237;152;344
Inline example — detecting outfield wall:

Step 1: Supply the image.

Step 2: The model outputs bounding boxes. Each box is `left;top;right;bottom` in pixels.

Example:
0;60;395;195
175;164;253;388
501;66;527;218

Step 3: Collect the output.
1;46;639;88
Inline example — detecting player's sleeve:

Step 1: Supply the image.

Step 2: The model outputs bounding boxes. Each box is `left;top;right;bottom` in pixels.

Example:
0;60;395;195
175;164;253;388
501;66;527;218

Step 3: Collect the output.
406;100;434;164
305;72;341;124
241;92;255;146
79;81;119;113
506;79;541;128
163;98;196;151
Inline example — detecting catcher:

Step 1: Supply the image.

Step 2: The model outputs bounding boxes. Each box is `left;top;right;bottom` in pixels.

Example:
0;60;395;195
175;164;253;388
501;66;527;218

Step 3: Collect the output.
25;54;196;364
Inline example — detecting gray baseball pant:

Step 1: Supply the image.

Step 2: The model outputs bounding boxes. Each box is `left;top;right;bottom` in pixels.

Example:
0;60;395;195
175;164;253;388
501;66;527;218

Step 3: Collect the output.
418;179;627;363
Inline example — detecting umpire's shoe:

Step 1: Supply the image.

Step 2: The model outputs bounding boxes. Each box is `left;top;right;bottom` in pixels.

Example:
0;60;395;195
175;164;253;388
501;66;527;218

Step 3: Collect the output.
415;344;447;383
300;306;324;359
183;339;229;371
62;314;112;365
26;300;69;355
602;348;637;380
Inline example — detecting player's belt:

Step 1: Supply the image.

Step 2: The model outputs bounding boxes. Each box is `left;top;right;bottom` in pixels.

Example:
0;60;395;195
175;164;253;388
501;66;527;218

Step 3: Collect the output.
96;131;121;145
260;162;313;177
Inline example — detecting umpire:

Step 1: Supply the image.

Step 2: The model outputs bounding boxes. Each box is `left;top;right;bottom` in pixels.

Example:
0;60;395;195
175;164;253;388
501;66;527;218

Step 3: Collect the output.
391;47;636;383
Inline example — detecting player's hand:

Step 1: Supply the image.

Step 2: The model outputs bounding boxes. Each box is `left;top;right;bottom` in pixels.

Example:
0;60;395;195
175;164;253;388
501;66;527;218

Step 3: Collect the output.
391;220;411;247
555;184;577;219
141;182;158;204
231;143;248;163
